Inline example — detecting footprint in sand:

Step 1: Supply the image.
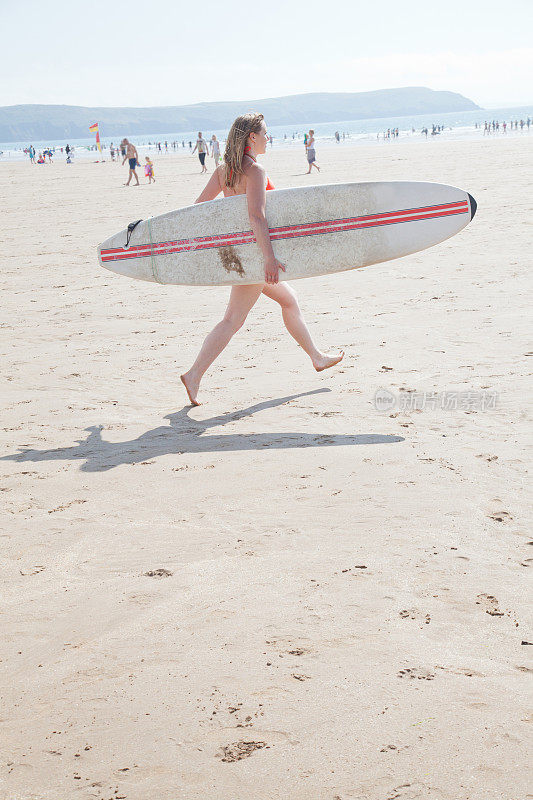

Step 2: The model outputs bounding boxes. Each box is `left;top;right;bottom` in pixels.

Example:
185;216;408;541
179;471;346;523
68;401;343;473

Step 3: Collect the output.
385;782;418;800
19;565;46;576
47;499;87;514
475;593;504;616
286;647;312;656
399;609;431;624
380;743;410;753
264;637;313;657
339;565;368;576
144;568;173;578
216;740;269;762
475;594;519;626
487;510;513;522
397;667;435;681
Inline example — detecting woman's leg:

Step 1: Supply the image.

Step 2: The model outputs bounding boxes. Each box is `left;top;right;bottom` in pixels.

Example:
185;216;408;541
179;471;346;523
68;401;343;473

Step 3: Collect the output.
181;284;264;405
262;283;343;371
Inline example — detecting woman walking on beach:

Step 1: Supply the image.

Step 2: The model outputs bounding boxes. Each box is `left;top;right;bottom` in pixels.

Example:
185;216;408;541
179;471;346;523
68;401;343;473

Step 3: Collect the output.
305;129;320;174
210;134;221;165
180;112;343;406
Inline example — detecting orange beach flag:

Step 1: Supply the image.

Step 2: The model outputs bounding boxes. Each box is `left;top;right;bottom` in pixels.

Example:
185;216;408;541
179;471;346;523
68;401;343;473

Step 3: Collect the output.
89;122;102;153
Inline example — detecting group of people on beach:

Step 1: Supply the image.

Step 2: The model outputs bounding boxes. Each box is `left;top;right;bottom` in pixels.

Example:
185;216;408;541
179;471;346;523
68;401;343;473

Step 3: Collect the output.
118;127;321;184
26;145;54;163
183;129;319;175
480;118;530;133
23;112;532;171
118;138;155;186
191;133;221;173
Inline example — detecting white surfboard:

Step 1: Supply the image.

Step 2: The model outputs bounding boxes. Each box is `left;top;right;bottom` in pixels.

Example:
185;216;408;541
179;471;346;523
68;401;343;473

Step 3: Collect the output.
98;181;476;286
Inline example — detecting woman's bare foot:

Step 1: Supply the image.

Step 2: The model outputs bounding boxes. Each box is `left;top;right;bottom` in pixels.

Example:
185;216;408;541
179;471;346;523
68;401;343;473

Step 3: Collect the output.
313;350;344;372
180;372;201;406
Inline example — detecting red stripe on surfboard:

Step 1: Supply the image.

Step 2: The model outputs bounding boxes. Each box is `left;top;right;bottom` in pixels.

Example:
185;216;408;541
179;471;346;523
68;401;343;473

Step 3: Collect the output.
145;204;470;253
100;203;470;263
100;200;469;258
100;206;470;263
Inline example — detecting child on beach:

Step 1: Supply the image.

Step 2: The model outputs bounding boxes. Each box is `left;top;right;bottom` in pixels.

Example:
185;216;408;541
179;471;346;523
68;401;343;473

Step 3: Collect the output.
180;112;343;406
144;156;155;183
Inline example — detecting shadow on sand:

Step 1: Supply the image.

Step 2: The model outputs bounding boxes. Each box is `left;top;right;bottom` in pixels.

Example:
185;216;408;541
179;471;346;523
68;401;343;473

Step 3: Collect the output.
2;389;404;473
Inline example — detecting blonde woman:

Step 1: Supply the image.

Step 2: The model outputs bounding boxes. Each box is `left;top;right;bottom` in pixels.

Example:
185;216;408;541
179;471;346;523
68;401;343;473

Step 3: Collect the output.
180;113;343;406
210;134;221;165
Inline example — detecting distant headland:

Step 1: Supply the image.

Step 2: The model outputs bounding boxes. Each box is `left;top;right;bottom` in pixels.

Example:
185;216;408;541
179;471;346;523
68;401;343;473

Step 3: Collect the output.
0;87;480;141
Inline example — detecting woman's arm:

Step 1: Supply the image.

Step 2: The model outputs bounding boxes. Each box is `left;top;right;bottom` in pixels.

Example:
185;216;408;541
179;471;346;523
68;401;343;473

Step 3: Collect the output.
195;168;223;203
246;162;285;285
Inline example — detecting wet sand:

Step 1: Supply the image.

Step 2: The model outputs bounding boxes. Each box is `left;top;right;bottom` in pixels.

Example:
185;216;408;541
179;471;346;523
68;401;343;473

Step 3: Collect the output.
1;136;531;800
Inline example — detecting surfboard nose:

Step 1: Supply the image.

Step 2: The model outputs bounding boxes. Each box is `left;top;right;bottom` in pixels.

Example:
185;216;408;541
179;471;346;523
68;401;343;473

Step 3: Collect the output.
468;193;477;221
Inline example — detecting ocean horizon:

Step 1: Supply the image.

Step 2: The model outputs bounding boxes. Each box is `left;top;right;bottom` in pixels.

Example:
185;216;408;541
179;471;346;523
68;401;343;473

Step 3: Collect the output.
1;104;531;160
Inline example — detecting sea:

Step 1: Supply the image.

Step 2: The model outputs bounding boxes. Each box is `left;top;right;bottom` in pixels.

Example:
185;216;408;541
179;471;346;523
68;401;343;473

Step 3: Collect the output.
1;105;532;161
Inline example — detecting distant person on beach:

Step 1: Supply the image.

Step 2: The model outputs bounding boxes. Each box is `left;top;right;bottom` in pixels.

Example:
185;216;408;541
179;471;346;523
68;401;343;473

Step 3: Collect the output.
28;145;35;164
179;112;343;406
210;134;221;165
305;130;320;173
144;156;155;183
121;139;140;186
192;132;209;173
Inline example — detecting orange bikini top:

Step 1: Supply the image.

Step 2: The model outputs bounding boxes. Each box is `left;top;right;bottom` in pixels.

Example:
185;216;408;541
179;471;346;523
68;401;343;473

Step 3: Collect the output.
243;146;275;190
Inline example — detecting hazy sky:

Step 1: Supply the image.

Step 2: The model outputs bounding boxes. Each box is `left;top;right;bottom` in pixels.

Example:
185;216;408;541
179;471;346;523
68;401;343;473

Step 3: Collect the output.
4;0;532;108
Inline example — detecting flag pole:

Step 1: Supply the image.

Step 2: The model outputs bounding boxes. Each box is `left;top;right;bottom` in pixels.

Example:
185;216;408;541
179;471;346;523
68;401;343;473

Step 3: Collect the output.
89;122;104;162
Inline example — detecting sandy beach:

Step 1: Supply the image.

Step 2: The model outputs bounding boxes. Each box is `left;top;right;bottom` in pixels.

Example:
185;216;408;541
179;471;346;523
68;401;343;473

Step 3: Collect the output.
1;136;531;800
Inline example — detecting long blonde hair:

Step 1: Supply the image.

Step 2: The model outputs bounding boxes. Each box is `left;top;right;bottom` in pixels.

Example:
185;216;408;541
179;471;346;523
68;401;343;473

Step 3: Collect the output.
223;112;264;189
